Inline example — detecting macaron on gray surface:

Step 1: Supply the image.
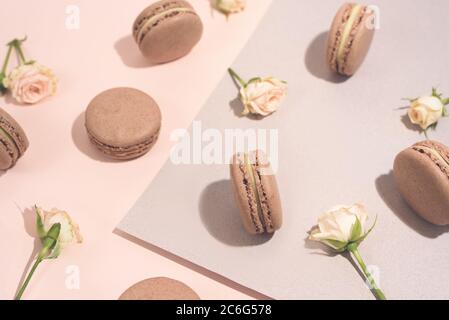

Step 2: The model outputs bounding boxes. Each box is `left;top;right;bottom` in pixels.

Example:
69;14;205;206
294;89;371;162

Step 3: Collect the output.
230;150;283;235
394;140;449;226
85;87;161;160
0;108;29;171
119;277;200;300
133;0;203;64
327;2;375;76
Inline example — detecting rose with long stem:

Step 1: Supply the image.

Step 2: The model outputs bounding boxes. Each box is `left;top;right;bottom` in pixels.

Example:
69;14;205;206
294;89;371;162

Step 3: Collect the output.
15;222;61;300
15;206;82;300
309;204;387;300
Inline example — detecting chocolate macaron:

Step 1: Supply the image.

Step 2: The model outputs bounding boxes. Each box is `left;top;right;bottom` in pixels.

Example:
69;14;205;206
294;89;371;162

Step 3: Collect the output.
327;3;376;76
230;150;283;235
394;140;449;226
119;277;200;300
85;88;161;160
0;108;29;171
133;0;203;64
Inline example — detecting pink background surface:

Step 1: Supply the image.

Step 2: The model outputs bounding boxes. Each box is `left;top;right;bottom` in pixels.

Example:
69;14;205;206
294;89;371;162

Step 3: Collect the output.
0;0;272;300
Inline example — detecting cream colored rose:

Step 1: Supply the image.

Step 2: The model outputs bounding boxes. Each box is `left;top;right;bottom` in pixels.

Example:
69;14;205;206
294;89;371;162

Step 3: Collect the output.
215;0;246;14
408;96;444;130
240;77;288;117
36;207;82;258
3;62;57;104
309;204;372;252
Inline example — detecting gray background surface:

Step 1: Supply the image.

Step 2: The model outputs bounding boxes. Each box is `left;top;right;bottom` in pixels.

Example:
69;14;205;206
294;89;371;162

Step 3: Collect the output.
118;0;449;299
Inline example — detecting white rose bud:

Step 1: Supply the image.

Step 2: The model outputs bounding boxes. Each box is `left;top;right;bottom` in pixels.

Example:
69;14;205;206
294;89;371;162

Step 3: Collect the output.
309;204;374;252
3;62;57;104
408;96;444;130
36;207;82;258
240;77;288;117
307;204;386;300
215;0;246;15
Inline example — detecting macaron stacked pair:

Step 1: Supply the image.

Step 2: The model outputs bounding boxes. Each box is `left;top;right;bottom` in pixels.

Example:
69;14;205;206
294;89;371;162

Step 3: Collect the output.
85;88;162;160
327;2;376;76
133;0;203;64
0;108;29;171
230;150;283;235
394;140;449;226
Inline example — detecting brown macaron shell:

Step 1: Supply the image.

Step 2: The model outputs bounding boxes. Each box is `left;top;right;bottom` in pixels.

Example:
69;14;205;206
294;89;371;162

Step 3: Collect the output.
133;0;203;64
327;3;353;74
85;88;161;160
393;141;449;226
0;136;18;170
230;150;283;235
0;108;29;170
119;277;200;300
132;0;194;41
230;153;264;234
327;3;375;76
252;151;283;233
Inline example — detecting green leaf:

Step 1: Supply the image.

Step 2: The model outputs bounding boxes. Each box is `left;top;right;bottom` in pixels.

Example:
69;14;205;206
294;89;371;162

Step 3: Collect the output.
401;97;417;103
38;223;61;260
0;73;6;95
349;217;363;242
46;242;61;259
432;87;443;99
443;106;448;117
429;122;438;131
355;215;378;244
246;77;262;86
442;98;449;106
322;239;348;252
35;206;46;240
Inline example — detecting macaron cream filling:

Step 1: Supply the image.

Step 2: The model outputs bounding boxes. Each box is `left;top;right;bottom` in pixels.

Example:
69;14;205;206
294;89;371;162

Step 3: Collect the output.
137;7;194;43
337;4;363;69
0;126;19;157
244;153;267;232
413;145;449;169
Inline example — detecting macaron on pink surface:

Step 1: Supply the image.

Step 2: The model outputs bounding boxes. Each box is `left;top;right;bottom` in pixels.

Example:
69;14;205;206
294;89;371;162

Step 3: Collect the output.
133;0;203;64
230;150;283;235
327;2;375;76
119;277;200;300
0;108;29;171
85;87;161;160
394;140;449;226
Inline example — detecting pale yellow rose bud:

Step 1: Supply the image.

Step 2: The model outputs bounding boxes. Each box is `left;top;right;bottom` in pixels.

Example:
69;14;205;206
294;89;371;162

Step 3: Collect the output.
408;96;444;130
239;77;288;117
215;0;246;15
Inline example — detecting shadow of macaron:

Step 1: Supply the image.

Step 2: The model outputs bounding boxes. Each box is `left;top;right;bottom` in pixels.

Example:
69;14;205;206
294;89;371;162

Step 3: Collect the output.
199;179;273;247
71;112;120;163
375;171;449;238
304;31;348;84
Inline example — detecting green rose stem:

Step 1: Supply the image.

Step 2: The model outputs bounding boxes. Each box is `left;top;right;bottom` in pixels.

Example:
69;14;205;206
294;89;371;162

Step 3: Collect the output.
1;44;13;75
0;41;15;94
228;68;247;88
15;223;61;300
347;243;386;300
8;37;28;64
